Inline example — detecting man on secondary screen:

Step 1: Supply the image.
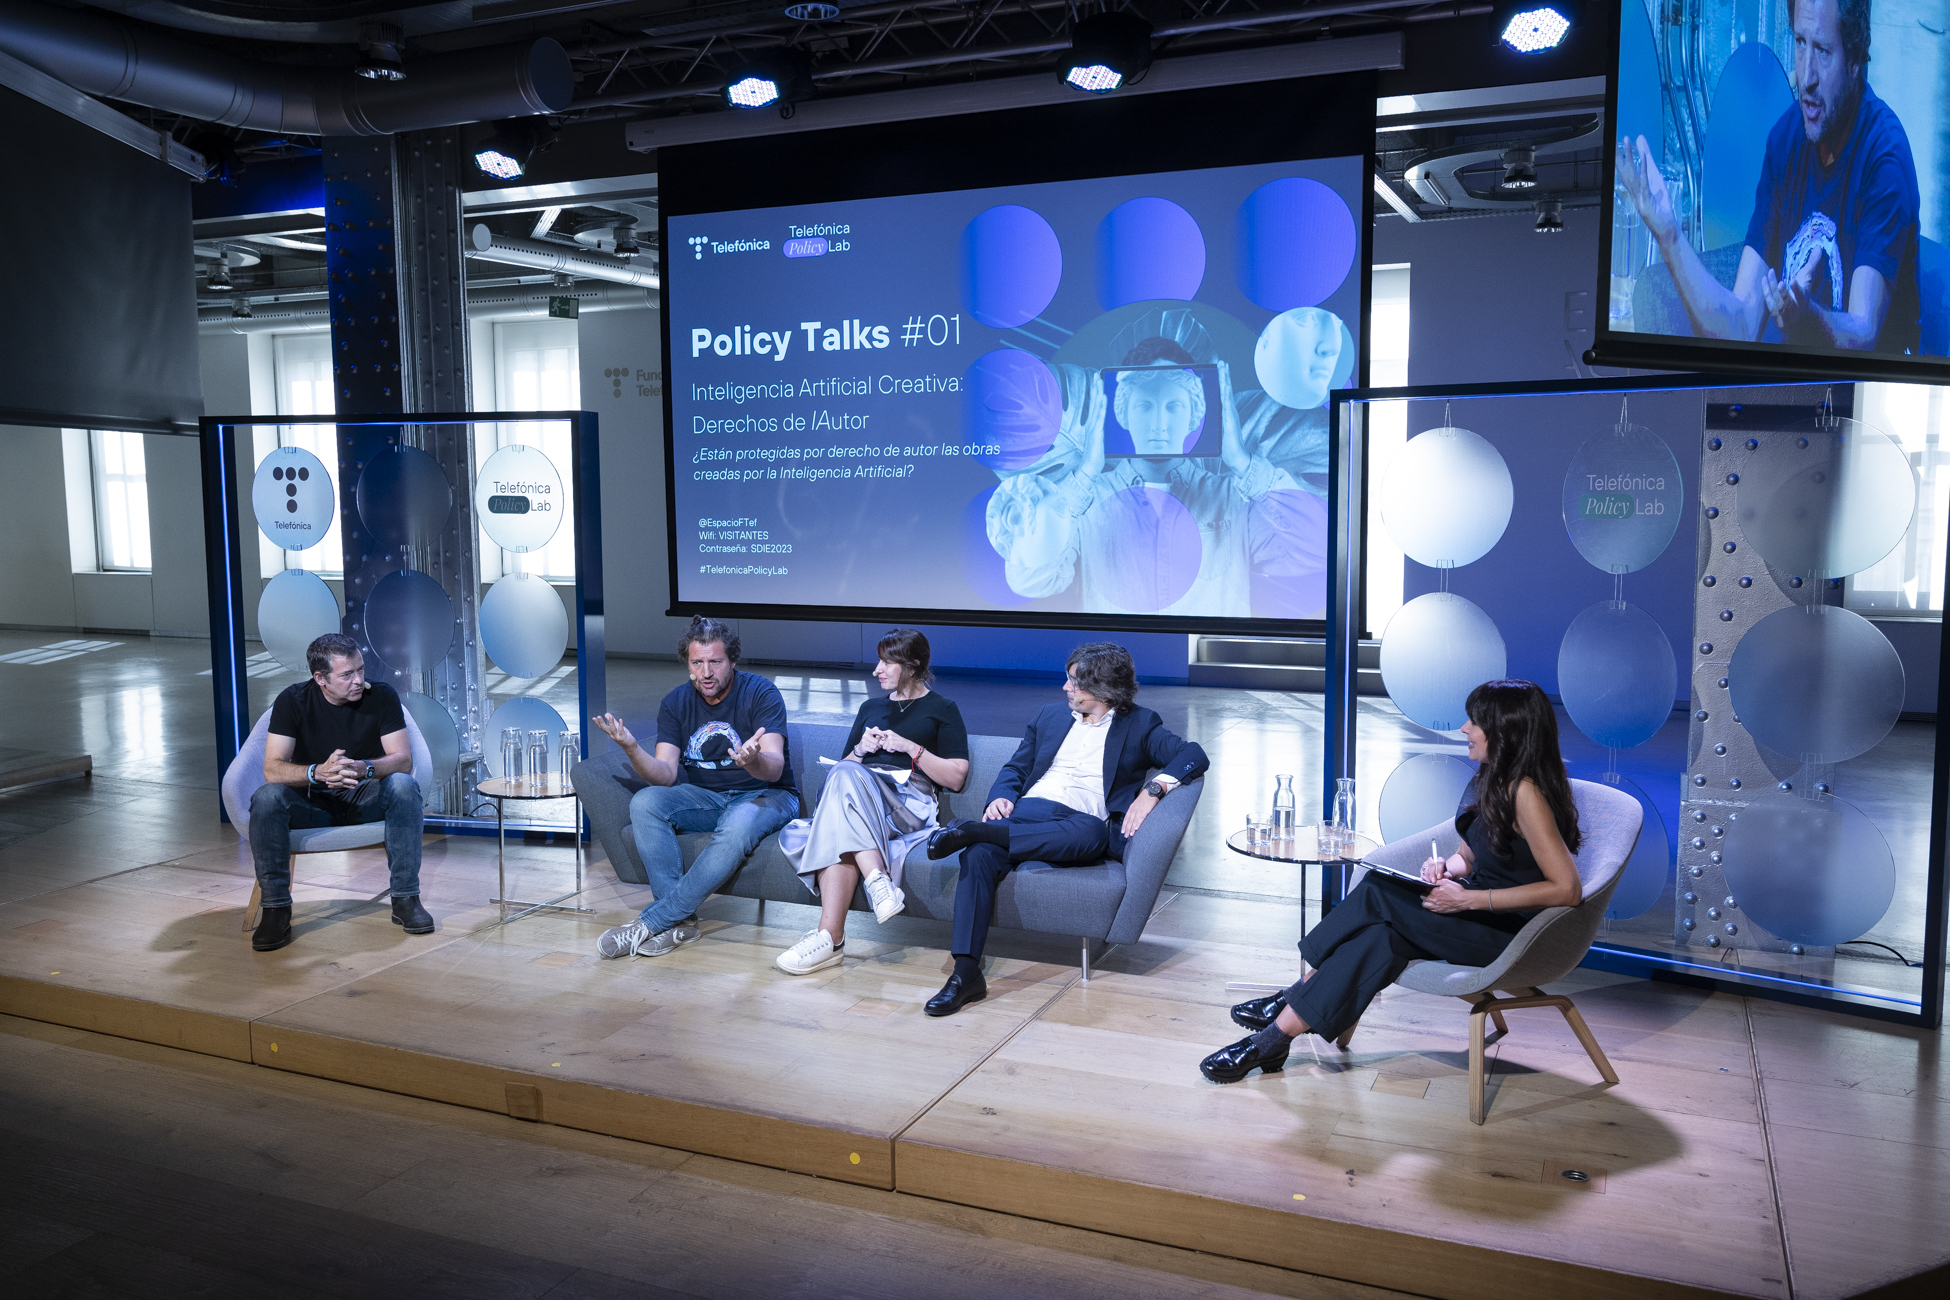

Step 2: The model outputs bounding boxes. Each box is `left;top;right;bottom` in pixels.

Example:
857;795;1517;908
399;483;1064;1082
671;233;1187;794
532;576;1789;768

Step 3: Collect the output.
1617;0;1920;353
918;642;1208;1017
591;616;799;958
248;632;431;952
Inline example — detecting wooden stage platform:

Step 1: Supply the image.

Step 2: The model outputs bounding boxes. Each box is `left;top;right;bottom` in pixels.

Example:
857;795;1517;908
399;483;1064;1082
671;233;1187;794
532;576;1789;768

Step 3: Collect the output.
0;826;1944;1300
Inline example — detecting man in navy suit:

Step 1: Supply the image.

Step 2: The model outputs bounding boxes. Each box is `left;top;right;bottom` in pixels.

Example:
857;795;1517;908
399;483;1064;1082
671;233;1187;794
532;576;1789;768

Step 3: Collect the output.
921;642;1207;1016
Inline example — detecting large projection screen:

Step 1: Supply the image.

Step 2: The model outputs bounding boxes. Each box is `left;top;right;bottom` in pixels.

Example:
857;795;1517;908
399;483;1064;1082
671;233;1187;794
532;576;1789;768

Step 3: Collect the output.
660;77;1375;632
1597;0;1950;383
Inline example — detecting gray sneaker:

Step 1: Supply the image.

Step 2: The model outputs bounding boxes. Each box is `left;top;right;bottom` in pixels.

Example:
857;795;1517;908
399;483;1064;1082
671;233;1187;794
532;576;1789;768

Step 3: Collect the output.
598;918;702;959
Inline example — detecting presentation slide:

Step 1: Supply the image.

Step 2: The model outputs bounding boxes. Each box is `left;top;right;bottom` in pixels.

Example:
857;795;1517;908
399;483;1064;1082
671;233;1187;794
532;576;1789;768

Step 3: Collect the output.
1607;0;1947;368
666;155;1365;623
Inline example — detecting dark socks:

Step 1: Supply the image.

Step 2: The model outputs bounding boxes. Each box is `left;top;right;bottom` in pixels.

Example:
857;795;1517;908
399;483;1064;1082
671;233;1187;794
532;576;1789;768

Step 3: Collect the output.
1250;1023;1292;1054
964;820;1008;848
952;954;982;981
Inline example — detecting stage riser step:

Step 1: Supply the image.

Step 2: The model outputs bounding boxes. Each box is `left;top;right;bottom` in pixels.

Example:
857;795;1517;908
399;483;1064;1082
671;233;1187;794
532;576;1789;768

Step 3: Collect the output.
1194;637;1380;668
1189;663;1387;693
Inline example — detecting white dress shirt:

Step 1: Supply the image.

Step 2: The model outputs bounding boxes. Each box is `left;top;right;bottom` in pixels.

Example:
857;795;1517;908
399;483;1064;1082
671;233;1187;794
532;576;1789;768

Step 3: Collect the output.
1023;710;1114;819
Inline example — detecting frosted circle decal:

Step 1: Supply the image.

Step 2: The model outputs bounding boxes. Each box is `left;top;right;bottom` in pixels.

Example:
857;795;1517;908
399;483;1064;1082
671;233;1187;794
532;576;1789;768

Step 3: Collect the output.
356;445;452;550
1585;772;1670;922
1377;753;1475;844
1736;417;1916;580
256;569;342;675
476;444;565;553
1378;593;1507;732
482;696;569;779
1557;601;1677;750
400;691;461;782
251;446;335;552
1095;197;1205;309
1728;605;1903;764
362;569;456;680
1722;791;1894;947
1562;422;1685;573
1380;427;1514;568
480;571;570;679
961;205;1062;329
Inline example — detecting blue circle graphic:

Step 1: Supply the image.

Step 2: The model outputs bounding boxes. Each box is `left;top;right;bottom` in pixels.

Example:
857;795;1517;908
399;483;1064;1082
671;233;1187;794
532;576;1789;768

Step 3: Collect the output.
1236;178;1357;311
1095;197;1205;310
962;205;1062;329
1557;601;1677;750
963;349;1063;471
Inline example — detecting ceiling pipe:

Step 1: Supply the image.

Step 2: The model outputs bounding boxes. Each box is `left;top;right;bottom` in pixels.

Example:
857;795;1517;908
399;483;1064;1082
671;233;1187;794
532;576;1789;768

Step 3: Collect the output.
0;0;572;136
467;225;662;289
198;280;658;333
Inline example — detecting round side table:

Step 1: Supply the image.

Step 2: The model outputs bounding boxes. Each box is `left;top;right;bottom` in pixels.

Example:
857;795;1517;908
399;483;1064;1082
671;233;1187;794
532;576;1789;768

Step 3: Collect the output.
477;775;594;923
1222;824;1378;994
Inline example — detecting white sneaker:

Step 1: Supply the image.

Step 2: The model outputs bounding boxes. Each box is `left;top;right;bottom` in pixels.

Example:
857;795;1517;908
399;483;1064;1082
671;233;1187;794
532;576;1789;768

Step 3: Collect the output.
776;928;843;975
863;871;905;923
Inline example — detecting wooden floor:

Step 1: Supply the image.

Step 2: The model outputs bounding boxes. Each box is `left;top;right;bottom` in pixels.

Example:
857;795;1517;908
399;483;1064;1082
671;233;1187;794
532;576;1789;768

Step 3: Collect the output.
0;821;1946;1300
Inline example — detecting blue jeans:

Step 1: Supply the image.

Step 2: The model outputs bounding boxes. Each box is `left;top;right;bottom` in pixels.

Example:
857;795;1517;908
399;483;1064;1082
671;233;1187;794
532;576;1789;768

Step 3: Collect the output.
630;783;800;934
247;775;423;908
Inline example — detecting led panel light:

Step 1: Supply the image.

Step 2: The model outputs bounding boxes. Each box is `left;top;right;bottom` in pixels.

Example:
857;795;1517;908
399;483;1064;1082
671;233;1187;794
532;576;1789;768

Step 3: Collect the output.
473;147;525;179
1058;13;1151;95
1501;6;1571;53
726;75;782;109
1064;64;1123;94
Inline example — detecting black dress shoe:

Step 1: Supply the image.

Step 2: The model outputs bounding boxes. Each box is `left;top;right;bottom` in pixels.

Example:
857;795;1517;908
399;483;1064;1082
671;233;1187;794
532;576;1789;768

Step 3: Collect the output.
391;895;435;934
926;819;982;860
251;905;293;952
1230;993;1287;1031
925;970;988;1017
1199;1033;1291;1083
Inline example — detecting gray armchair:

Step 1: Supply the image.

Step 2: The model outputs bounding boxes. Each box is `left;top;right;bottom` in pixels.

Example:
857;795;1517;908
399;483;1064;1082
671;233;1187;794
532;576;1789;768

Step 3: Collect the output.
1353;777;1643;1123
573;718;1203;973
220;706;435;932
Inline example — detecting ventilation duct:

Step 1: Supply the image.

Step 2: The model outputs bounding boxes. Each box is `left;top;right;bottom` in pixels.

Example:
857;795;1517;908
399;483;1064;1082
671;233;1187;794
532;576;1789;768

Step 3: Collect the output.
197;280;659;334
467;225;661;289
0;0;572;136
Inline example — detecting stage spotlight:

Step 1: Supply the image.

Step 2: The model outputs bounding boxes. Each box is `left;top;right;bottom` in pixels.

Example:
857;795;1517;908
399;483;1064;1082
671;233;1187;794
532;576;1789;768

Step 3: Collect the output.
1535;198;1564;233
551;271;574;290
232;299;253;320
723;49;813;112
1500;146;1537;189
208;262;234;293
355;23;407;81
472;119;555;181
612;221;641;258
783;2;840;18
1500;6;1572;53
1059;12;1153;95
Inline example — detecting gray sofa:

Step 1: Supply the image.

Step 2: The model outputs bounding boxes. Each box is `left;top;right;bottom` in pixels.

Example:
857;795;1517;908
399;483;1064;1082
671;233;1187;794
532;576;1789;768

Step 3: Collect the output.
572;719;1203;971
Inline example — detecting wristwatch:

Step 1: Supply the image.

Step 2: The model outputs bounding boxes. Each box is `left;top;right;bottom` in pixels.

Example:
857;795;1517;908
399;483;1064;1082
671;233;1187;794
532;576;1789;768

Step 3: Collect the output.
1144;779;1168;799
364;761;375;781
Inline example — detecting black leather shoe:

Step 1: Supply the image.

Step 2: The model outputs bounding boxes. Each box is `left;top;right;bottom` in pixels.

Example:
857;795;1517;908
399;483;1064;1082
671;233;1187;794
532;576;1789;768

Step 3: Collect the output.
391;895;435;934
1199;1033;1291;1083
925;970;988;1017
251;905;293;952
926;819;983;860
1230;993;1287;1031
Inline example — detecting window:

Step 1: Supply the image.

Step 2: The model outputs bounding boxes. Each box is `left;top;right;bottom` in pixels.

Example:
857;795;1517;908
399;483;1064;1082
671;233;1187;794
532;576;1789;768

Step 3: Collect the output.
263;333;344;578
89;430;150;572
1846;382;1949;619
1365;264;1411;637
487;319;580;582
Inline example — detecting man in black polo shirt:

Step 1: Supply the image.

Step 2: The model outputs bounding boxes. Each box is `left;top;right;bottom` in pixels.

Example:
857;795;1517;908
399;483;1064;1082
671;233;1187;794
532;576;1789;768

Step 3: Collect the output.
248;632;433;951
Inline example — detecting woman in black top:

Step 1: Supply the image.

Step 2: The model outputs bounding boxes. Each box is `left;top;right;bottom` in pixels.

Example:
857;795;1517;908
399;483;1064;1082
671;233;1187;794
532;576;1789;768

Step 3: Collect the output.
1201;679;1585;1082
777;629;970;975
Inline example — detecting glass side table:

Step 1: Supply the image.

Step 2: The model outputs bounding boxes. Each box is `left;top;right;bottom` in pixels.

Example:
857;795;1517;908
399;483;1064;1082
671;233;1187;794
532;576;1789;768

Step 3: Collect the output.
1222;825;1378;994
477;775;595;924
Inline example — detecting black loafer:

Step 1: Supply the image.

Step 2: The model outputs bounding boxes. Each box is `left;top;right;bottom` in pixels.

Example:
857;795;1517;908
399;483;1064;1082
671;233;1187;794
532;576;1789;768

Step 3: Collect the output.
925;971;988;1017
926;819;982;860
391;895;435;934
1230;993;1287;1031
1199;1033;1291;1083
251;904;293;952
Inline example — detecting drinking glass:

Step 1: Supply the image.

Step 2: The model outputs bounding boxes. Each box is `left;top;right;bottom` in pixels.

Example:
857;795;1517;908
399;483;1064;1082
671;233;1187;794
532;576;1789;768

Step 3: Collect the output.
559;730;578;784
528;730;550;788
1244;814;1267;849
501;727;522;786
1271;774;1296;840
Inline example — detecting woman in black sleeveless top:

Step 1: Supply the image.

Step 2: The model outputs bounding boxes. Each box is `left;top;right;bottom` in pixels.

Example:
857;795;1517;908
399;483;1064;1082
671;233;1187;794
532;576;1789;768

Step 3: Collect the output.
1202;679;1585;1083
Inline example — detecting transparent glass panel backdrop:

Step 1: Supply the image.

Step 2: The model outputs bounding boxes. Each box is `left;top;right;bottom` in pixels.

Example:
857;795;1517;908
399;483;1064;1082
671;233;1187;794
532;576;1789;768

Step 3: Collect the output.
89;429;150;571
253;332;344;579
1366;264;1409;635
485;319;579;582
1846;382;1948;618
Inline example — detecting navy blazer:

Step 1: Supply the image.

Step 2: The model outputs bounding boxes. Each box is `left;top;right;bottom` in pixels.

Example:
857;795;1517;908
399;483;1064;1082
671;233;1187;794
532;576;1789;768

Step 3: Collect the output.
989;703;1208;817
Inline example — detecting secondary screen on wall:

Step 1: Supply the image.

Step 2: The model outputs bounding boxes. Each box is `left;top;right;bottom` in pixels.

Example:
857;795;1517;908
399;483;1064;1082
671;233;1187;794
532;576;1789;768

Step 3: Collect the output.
1605;0;1947;372
666;155;1365;624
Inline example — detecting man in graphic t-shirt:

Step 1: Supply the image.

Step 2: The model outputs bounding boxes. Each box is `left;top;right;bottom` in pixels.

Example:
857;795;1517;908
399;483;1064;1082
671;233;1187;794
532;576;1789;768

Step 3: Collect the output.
1617;0;1920;353
249;632;431;952
591;616;798;958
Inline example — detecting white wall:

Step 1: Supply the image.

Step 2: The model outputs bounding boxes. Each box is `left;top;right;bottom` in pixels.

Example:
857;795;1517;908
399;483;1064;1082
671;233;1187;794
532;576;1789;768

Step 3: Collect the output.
0;424;80;628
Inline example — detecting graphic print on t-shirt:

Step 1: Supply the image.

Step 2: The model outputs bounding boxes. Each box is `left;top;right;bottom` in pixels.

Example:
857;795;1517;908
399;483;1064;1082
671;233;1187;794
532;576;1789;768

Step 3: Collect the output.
684;720;743;771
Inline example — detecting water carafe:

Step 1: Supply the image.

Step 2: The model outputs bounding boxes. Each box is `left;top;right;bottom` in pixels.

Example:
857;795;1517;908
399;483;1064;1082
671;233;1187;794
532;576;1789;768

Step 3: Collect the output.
527;730;550;789
500;727;523;785
1270;773;1296;840
1330;777;1357;859
559;730;578;784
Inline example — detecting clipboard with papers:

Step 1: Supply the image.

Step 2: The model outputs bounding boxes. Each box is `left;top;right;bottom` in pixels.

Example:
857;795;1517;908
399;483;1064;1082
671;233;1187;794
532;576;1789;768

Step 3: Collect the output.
1353;858;1437;891
820;755;911;785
